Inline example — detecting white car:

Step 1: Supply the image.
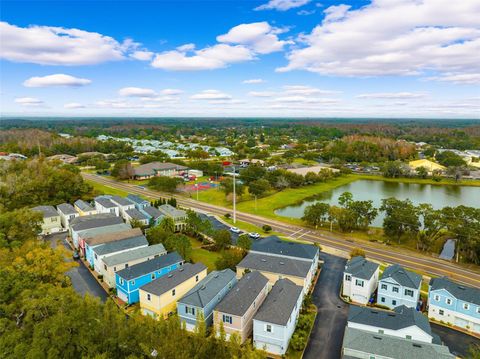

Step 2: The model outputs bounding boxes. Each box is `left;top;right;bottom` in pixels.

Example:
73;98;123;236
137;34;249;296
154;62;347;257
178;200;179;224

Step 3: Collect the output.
248;232;260;239
230;227;241;233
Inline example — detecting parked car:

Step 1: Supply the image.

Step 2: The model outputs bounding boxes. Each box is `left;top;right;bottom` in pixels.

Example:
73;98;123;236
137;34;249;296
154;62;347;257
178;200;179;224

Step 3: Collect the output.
230;227;241;233
72;250;80;260
248;232;260;239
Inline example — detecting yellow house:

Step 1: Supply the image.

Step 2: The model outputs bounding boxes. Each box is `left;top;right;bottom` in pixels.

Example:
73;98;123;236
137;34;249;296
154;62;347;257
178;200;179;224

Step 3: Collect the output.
139;262;207;319
409;159;446;172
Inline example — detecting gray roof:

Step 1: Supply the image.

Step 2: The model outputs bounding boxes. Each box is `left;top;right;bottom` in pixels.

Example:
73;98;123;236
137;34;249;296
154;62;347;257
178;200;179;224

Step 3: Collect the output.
237;252;311;278
253;278;302;326
178;269;236;308
95;197;118;208
110;195;134;207
348;305;432;336
116;251;183;280
74;199;94;212
85;227;142;246
215;271;269;317
133;162;188;176
342;327;454;359
127;194;149;205
93;236;148;256
103;243;166;267
140;263;207;296
381;264;422;289
70;214;124;232
79;223;131;239
251;236;319;261
142;206;164;220
344;256;379;280
32;205;59;218
158;204;186;218
430;277;480;306
57;203;78;215
126;208;149;221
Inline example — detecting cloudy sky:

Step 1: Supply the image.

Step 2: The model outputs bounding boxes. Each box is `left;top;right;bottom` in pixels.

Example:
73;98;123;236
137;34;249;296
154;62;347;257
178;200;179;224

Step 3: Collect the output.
1;0;479;118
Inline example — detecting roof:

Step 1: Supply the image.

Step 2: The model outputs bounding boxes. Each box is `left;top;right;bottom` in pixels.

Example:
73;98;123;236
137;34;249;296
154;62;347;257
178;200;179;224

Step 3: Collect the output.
178;269;236;308
381;264;422;289
133;162;188;176
158;204;186;218
430;277;480;306
251;236;319;261
95;197;118;209
215;271;269;317
57;203;78;216
93;236;148;256
103;243;166;267
127;194;149;205
74;199;95;212
237;252;311;278
79;224;131;240
342;327;454;359
142;206;164;220
344;256;379;280
70;214;124;232
253;278;302;326
116;251;183;280
140;262;207;296
85;228;143;246
348;305;432;336
126;208;149;221
32;205;59;218
110;195;134;207
409;159;446;171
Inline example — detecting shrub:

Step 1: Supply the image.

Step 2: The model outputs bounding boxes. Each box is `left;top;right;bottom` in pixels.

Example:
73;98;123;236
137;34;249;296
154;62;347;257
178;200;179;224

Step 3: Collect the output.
262;224;272;233
224;213;231;219
350;247;366;258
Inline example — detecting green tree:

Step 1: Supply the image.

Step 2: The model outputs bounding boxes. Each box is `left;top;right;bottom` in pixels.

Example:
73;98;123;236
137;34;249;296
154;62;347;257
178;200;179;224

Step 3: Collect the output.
111;159;134;180
415;166;428;179
436;151;466;167
239;165;266;186
0;209;42;248
383;161;405;178
302;202;330;228
172;234;192;261
220;178;245;197
148;176;182;192
380;198;420;243
215;250;244;270
213;229;231;251
237;234;252;252
338;192;353;207
159;217;175;233
248;179;271;198
350;247;366;258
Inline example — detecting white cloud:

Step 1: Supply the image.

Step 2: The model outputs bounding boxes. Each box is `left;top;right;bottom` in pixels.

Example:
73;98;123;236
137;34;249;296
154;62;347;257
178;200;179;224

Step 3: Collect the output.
190;90;232;100
0;21;137;65
15;97;44;106
160;88;183;95
248;91;276;97
356;92;428;99
217;22;291;54
279;0;480;82
271;95;338;104
283;85;339;96
118;87;157;97
95;99;142;109
23;74;91;87
151;44;253;71
243;79;265;84
176;43;195;52
297;9;316;16
426;73;480;85
255;0;311;11
130;50;154;61
64;102;85;109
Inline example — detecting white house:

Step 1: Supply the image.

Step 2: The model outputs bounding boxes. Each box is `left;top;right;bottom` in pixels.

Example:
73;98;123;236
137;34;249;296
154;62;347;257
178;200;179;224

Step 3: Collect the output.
56;203;79;229
110;195;135;218
377;264;422;310
94;196;120;216
342;256;379;305
253;278;303;355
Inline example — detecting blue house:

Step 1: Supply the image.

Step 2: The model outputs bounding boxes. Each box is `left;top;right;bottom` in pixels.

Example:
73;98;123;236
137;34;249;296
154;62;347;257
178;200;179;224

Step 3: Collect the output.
377;264;422;310
177;269;237;331
428;277;480;335
116;251;184;304
127;194;150;210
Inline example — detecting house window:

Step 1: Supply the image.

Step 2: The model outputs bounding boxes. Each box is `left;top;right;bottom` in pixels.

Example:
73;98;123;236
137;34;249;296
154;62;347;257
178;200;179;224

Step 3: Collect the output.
94;254;98;259
185;306;195;316
405;289;414;297
114;266;117;271
345;275;351;282
131;280;135;286
463;303;469;310
378;330;384;334
147;294;151;301
406;335;412;340
369;356;376;359
381;284;387;290
151;273;155;280
266;324;272;333
477;307;480;314
434;295;440;301
172;289;176;296
222;315;232;324
381;297;385;303
392;286;399;293
355;279;364;287
439;309;444;315
120;278;124;285
446;298;452;305
253;301;256;309
104;264;107;271
392;300;397;306
195;275;199;282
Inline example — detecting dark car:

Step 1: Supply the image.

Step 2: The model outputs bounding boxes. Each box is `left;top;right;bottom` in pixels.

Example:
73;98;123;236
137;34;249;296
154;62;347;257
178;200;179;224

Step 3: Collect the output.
72;250;80;260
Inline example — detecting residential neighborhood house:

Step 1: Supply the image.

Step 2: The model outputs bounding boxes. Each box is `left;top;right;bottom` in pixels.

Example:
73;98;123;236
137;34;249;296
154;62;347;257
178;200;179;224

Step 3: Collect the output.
32;205;62;235
56;203;79;228
342;256;380;305
377;264;422;310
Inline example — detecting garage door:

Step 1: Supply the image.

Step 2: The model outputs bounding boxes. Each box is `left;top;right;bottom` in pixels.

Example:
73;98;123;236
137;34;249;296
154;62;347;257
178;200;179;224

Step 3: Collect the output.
117;290;128;303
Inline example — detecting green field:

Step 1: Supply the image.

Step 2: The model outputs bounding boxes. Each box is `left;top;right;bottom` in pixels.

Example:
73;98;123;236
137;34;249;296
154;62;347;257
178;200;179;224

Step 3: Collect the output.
189;237;221;271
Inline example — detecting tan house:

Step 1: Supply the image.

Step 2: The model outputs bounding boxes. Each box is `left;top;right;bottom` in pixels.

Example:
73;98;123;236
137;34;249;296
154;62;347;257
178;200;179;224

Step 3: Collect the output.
139;263;207;319
213;271;269;343
32;205;63;235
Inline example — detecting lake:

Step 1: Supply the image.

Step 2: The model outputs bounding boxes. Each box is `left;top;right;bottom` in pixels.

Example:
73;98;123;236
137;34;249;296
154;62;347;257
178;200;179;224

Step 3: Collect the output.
275;180;480;227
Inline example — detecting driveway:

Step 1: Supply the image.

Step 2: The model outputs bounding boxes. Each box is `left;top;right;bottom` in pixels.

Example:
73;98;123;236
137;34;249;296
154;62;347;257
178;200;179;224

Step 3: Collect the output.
198;213;245;244
304;253;349;359
431;323;480;357
44;233;108;302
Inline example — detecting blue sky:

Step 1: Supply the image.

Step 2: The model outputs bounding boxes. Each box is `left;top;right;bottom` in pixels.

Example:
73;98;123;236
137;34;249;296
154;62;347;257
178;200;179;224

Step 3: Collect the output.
1;0;479;118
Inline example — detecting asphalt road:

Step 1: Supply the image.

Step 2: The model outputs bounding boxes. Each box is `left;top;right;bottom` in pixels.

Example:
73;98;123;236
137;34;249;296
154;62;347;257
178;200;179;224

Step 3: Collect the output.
431;323;480;357
44;233;108;302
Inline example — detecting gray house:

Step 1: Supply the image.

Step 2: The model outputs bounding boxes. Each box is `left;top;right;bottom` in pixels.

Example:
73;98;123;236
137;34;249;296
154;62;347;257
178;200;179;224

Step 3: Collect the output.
158;204;187;231
377;264;422;309
56;203;79;228
343;256;380;305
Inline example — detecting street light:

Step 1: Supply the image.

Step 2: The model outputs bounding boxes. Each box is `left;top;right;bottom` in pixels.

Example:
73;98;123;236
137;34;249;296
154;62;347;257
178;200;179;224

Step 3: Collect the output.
232;165;236;224
194;183;199;201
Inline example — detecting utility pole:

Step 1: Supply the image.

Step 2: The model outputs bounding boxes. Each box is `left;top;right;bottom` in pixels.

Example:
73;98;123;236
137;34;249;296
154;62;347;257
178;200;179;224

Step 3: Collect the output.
232;165;236;224
195;183;199;201
254;195;257;211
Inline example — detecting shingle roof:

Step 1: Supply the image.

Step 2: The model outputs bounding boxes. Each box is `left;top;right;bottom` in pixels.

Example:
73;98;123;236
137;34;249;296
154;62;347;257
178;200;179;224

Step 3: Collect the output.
32;205;59;218
126;208;149;221
348;305;432;336
158;204;186;218
344;256;379;280
110;195;134;207
127;194;149;205
95;197;118;208
103;243;166;267
74;199;95;212
342;327;454;359
93;236;148;256
178;269;236;308
142;206;164;220
430;277;480;306
133;162;188;176
237;252;311;278
116;251;183;280
140;262;207;296
70;214;123;232
251;236;319;261
57;203;78;215
381;264;422;289
215;271;269;317
84;227;143;246
253;278;302;326
79;224;131;240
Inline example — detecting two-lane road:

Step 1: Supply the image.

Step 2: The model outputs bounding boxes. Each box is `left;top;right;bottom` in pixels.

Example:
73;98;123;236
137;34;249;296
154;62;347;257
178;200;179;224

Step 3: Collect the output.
83;173;480;287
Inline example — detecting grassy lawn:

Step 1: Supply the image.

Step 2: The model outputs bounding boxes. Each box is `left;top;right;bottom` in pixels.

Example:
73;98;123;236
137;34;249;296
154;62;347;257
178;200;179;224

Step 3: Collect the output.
194;187;231;207
88;180;134;198
189;237;221;271
286;304;317;359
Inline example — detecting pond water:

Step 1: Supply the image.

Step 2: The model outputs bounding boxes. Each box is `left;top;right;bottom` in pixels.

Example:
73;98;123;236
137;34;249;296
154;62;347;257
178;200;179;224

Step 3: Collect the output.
274;180;480;227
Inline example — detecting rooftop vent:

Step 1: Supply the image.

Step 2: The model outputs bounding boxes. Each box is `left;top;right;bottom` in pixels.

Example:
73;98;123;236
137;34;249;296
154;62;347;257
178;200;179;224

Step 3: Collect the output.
261;259;267;262
214;274;219;278
279;262;285;265
413;344;422;348
179;268;184;272
458;286;466;290
373;336;382;340
168;274;173;278
201;285;206;290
